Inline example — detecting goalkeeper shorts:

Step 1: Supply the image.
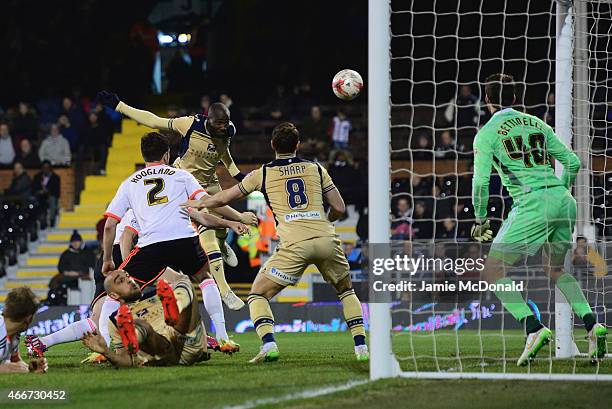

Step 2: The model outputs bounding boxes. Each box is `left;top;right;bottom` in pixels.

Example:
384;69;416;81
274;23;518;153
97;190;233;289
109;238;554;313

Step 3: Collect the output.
490;186;576;266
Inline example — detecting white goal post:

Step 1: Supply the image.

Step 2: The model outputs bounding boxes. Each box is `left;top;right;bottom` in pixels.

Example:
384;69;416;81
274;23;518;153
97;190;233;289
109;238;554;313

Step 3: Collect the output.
368;0;612;381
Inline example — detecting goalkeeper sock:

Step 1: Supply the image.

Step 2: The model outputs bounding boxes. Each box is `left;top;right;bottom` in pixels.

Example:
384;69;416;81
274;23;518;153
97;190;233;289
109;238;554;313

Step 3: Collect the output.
99;297;120;346
494;277;535;322
556;272;595;331
209;255;232;296
522;315;544;334
41;318;96;348
247;294;276;344
173;279;194;314
200;279;229;340
338;289;366;346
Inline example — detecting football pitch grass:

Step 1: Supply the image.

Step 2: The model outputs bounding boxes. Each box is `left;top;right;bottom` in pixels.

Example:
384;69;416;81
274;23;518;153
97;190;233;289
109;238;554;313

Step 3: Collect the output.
0;331;610;409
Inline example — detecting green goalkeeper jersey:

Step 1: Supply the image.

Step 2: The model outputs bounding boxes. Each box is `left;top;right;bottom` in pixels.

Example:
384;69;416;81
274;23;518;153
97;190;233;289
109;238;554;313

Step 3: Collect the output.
472;108;581;220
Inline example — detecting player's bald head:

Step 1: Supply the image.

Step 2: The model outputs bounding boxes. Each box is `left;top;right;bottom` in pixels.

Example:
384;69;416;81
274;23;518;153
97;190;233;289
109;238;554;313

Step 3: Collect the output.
206;103;232;138
208;102;230;121
104;270;142;303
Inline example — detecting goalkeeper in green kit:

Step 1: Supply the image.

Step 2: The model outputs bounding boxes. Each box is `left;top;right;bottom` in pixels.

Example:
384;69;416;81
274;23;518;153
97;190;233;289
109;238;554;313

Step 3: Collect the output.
471;73;607;366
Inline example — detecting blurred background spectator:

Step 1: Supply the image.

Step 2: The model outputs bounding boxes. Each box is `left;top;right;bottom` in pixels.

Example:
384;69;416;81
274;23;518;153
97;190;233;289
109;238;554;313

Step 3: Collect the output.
32;161;61;228
300;105;329;160
55;230;94;284
444;84;480;138
39;124;71;165
10;102;39;141
4;161;32;200
15;138;41;168
331;110;351;150
0;124;15;167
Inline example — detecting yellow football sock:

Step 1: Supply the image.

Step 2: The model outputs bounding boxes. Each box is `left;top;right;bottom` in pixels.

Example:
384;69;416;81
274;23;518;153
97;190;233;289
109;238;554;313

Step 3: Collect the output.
199;229;232;296
173;278;194;313
247;294;276;343
339;289;366;346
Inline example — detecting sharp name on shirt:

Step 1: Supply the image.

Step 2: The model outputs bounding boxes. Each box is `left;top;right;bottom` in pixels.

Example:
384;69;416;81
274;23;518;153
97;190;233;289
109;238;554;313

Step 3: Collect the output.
278;164;307;177
131;167;176;183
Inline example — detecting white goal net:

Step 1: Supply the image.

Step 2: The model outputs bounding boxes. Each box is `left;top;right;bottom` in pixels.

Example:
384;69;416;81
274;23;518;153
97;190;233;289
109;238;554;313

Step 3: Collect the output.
368;0;612;380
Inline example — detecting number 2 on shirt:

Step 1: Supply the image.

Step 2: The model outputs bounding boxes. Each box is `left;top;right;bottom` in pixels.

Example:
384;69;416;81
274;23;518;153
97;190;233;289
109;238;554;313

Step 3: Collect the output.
144;178;169;206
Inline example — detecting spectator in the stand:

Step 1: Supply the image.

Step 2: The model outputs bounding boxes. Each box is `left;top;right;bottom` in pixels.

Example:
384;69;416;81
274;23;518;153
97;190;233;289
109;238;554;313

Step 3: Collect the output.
0;124;15;167
220;93;243;132
57;115;79;153
300;106;329;158
572;235;589;269
436;217;457;239
411;201;433;239
5;161;32;200
55;230;93;289
328;150;361;206
412;132;433;160
392;197;412;239
444;85;479;136
33;161;61;228
39;124;71;166
11;102;39;141
83;112;109;175
410;174;431;197
61;97;87;136
435;130;457;159
15;139;40;168
200;95;211;116
330;110;351;150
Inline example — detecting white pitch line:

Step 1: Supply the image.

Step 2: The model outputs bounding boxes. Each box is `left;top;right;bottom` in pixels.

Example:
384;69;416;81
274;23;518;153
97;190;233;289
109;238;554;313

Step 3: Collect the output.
222;379;370;409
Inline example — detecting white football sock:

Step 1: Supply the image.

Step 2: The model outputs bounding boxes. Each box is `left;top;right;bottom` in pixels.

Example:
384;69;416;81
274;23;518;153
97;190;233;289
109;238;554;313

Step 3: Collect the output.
41;318;96;348
200;278;229;340
99;297;120;346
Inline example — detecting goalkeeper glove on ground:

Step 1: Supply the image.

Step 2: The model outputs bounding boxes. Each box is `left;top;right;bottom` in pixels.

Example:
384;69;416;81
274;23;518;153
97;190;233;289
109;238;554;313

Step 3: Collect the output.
471;219;493;242
96;91;120;110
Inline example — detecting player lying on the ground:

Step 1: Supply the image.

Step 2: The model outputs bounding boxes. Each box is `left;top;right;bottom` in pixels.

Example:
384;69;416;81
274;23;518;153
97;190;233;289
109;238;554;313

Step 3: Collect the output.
182;122;369;363
0;287;47;374
471;73;607;365
81;270;211;367
102;132;252;352
26;211;140;361
97;90;247;311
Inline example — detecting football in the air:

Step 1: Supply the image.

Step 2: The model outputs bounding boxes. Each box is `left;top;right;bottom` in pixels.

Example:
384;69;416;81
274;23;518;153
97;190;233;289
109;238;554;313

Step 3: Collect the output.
332;69;363;100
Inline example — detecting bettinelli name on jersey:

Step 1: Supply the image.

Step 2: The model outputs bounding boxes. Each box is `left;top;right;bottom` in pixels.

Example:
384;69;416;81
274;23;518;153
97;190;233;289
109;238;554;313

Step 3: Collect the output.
130;167;176;183
495;115;545;136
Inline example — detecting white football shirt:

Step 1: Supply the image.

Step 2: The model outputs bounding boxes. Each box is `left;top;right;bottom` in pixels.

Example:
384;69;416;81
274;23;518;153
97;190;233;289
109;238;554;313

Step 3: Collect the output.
105;164;206;247
113;209;140;245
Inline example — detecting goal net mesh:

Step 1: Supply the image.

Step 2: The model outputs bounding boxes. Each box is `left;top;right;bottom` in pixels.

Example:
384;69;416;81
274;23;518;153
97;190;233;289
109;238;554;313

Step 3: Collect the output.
386;0;611;377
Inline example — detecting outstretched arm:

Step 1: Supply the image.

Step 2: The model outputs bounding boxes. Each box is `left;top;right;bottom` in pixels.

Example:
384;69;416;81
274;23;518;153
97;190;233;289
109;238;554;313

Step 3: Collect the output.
182;185;246;210
97;91;193;136
188;210;250;235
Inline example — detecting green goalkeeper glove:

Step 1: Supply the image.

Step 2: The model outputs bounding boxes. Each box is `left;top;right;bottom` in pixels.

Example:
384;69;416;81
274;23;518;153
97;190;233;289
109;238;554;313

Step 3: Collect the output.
471;219;493;242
